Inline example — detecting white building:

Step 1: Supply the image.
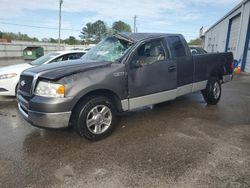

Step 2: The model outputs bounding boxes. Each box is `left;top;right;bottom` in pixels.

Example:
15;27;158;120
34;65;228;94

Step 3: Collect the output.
204;0;250;72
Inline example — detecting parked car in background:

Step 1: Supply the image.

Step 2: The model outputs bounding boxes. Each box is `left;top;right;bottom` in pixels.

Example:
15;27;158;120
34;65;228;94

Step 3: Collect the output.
17;33;233;140
0;50;87;96
71;48;91;51
190;47;207;55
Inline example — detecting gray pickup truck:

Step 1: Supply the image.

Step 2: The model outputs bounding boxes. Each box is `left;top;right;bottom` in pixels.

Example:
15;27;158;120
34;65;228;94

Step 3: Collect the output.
17;33;233;140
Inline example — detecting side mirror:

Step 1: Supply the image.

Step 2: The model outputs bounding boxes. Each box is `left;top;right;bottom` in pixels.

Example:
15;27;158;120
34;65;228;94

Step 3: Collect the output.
130;59;143;69
136;60;144;68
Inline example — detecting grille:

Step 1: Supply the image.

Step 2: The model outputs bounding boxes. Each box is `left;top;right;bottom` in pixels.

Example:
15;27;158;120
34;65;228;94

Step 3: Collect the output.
19;75;34;94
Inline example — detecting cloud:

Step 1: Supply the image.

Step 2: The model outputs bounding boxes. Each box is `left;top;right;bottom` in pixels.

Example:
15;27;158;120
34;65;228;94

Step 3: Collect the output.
0;0;240;14
1;0;240;23
0;0;242;40
43;19;73;30
0;0;240;23
188;0;240;5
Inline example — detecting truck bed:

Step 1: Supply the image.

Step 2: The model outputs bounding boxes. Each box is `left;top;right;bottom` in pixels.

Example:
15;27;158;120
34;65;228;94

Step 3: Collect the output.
193;52;234;83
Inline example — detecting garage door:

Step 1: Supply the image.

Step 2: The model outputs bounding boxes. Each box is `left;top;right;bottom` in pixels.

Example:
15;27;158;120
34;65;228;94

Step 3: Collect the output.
227;15;241;57
245;40;250;73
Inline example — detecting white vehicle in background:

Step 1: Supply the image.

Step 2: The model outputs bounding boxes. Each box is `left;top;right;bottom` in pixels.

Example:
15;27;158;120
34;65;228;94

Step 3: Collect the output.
0;50;87;96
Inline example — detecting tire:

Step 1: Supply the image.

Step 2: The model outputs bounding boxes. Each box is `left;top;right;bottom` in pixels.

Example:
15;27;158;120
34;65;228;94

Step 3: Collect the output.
72;96;118;141
202;77;221;105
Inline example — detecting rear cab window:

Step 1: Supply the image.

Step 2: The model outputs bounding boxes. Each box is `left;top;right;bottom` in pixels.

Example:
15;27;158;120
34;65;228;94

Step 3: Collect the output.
167;36;187;58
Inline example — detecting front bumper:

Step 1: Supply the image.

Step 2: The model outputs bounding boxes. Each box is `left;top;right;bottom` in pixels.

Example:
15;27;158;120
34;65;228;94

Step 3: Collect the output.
18;104;71;128
17;94;72;129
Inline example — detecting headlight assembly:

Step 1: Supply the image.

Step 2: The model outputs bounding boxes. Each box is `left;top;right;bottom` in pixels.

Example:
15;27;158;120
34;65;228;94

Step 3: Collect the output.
35;81;65;98
0;73;17;79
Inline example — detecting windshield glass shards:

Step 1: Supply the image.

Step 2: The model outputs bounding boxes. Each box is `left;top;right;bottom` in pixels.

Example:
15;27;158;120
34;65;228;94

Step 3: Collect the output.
81;36;133;63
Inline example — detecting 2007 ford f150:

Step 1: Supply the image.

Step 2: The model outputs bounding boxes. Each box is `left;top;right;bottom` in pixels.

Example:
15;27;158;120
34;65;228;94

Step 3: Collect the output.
17;33;233;140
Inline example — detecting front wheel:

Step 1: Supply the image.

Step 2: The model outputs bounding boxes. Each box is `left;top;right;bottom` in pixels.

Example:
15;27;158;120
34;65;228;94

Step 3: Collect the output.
73;96;118;141
202;77;221;105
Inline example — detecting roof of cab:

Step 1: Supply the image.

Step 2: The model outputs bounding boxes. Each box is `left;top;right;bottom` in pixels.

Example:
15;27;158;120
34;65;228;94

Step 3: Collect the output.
116;32;183;43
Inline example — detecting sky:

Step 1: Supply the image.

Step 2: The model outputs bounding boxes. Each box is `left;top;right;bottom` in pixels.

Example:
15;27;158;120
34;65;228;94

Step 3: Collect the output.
0;0;242;42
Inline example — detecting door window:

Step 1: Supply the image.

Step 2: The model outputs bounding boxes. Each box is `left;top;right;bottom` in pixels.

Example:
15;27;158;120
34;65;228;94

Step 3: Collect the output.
49;53;84;63
50;55;65;63
131;40;167;68
68;53;85;60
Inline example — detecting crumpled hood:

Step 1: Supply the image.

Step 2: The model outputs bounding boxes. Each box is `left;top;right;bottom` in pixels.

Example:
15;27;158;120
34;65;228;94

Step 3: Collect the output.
23;59;112;80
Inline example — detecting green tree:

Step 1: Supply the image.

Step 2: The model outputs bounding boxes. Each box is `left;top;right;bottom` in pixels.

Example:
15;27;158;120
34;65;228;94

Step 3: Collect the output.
1;31;40;42
0;31;3;38
80;22;94;41
80;20;107;43
49;38;58;43
64;36;78;45
32;37;39;42
112;21;131;33
93;20;107;42
188;38;202;45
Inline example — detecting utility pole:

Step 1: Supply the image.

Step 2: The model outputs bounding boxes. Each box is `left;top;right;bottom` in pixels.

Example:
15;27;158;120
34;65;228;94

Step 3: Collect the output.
133;15;137;33
58;0;63;50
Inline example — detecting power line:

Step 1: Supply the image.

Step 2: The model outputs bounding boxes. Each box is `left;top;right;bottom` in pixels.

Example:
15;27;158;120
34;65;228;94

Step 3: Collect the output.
0;20;198;38
0;18;57;25
0;21;80;32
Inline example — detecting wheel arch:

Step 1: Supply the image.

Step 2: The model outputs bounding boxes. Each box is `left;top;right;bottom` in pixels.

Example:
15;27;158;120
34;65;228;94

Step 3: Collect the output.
209;66;224;81
71;88;123;114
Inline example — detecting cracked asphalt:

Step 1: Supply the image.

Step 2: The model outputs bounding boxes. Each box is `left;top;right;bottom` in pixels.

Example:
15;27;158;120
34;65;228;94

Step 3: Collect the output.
0;74;249;188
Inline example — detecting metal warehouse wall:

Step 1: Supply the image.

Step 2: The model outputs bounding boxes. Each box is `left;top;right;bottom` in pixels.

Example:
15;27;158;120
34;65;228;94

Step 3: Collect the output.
204;0;250;72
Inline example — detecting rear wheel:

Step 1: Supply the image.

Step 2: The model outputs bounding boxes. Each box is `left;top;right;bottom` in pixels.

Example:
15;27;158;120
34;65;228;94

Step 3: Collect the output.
73;96;118;141
202;77;221;105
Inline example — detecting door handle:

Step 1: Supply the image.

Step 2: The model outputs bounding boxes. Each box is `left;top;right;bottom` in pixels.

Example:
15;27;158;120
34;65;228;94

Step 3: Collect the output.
168;66;176;72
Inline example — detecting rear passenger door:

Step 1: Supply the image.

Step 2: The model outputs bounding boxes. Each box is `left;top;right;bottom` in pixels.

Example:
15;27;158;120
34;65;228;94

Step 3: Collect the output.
167;36;194;89
127;38;177;109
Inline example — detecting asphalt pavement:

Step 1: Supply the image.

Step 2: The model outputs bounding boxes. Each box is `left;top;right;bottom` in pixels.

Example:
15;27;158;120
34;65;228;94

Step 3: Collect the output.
0;74;249;188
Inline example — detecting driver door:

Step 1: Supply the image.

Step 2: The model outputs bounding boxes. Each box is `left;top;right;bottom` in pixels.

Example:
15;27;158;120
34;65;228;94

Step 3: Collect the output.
127;38;177;109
